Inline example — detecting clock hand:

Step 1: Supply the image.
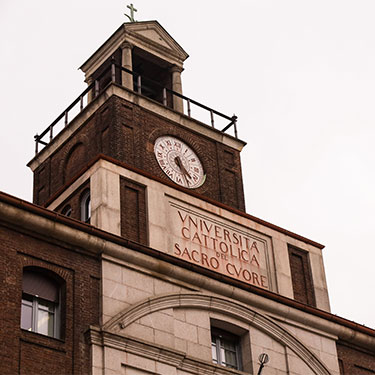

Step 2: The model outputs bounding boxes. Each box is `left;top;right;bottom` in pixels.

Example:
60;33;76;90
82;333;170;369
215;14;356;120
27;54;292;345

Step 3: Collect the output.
175;156;191;178
174;156;191;186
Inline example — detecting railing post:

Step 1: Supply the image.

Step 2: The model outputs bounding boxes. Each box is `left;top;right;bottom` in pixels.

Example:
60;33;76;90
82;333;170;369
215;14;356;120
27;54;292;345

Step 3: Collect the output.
34;135;39;155
137;75;142;94
187;99;191;117
233;115;238;138
210;110;215;128
64;111;68;127
80;95;84;111
49;126;53;141
111;57;116;83
163;88;167;106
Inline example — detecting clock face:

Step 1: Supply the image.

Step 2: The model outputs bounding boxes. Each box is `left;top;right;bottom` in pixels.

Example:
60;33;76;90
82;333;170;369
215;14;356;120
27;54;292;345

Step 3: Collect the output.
154;136;205;189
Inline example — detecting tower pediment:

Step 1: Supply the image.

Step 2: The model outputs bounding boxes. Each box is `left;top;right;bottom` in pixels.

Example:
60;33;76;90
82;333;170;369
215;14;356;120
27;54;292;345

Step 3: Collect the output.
80;20;188;79
125;21;188;60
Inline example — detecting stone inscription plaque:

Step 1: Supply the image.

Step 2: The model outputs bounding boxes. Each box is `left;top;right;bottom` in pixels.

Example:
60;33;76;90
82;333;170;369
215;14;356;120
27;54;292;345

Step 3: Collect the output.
168;201;272;290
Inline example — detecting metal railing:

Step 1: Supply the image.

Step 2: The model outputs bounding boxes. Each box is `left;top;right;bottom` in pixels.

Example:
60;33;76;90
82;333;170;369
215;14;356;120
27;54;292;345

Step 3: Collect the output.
34;60;238;154
34;84;93;154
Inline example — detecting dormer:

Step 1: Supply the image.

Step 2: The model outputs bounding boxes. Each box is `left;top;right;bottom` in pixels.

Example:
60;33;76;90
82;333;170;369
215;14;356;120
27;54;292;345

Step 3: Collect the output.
79;21;189;112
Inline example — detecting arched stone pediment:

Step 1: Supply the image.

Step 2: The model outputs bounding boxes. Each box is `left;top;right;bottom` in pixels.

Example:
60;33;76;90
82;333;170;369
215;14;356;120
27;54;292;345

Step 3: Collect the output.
103;292;332;375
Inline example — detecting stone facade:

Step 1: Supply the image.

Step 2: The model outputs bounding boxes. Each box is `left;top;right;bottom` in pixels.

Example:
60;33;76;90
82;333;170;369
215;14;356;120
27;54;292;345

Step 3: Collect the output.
95;259;339;375
47;158;329;307
43;155;374;374
1;188;374;374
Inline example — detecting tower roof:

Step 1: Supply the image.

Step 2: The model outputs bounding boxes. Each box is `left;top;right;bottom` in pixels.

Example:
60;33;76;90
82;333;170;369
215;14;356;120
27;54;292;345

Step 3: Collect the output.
80;20;189;79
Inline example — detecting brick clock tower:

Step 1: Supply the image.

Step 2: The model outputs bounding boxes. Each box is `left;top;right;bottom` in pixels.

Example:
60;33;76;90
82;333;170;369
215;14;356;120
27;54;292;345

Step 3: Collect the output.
28;20;246;242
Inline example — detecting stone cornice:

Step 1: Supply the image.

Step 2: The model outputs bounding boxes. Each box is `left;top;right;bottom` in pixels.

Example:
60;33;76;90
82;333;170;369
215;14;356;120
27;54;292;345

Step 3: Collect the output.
43;155;322;250
124;29;186;64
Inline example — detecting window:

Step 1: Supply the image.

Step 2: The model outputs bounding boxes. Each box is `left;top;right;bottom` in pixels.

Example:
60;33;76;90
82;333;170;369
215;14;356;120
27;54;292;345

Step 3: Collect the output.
21;269;60;338
80;189;91;223
211;328;242;370
61;204;72;217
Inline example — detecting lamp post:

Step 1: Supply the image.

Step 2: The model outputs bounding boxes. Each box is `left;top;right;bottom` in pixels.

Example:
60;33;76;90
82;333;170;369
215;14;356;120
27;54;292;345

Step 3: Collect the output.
257;353;269;375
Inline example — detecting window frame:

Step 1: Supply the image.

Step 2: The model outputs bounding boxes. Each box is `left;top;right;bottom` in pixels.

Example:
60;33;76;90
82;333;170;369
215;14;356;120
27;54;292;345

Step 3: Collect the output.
20;269;62;339
21;293;60;338
80;189;91;223
211;327;242;370
61;204;72;217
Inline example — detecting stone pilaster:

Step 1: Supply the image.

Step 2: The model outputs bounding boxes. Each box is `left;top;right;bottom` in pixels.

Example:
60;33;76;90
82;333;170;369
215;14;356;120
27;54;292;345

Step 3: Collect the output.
170;65;184;113
85;76;94;103
121;42;133;90
90;167;121;235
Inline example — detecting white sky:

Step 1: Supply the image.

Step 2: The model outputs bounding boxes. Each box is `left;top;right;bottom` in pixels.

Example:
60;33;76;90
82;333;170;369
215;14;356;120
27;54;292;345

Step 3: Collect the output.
1;1;374;329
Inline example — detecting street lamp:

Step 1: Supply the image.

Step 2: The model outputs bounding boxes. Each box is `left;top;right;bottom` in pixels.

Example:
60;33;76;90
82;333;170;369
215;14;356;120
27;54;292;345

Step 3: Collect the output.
257;353;269;375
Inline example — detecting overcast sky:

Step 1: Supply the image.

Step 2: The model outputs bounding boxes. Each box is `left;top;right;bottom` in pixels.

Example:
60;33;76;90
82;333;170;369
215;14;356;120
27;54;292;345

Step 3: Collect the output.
1;1;374;329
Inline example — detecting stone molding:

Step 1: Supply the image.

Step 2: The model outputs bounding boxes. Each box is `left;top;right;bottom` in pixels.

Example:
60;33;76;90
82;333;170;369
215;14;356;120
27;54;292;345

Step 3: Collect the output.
103;292;331;375
87;326;254;375
125;29;186;64
123;21;188;58
170;64;184;73
84;76;93;84
120;41;133;50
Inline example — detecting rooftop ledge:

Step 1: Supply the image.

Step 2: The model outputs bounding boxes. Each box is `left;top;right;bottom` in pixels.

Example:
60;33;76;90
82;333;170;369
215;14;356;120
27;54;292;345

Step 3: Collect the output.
28;73;245;172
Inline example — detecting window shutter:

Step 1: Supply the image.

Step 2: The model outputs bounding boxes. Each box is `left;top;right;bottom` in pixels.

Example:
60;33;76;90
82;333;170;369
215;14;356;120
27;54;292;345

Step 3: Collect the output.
22;271;59;302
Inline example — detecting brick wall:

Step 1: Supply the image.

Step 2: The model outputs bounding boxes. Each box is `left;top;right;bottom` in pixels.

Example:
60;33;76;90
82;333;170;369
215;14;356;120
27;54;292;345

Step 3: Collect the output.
337;341;375;374
0;222;100;375
33;99;115;206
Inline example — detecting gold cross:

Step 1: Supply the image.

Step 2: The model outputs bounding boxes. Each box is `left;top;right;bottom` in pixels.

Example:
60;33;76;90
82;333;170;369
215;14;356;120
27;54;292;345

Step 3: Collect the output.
125;3;137;22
